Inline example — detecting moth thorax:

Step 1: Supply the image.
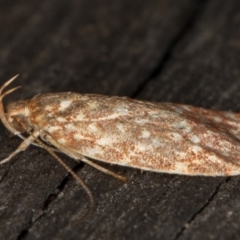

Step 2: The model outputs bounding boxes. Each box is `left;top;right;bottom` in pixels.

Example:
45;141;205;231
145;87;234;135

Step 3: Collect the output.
6;100;31;133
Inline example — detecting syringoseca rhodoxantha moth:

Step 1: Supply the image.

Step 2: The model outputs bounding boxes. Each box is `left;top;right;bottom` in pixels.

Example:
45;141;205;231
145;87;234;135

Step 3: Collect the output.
1;75;240;214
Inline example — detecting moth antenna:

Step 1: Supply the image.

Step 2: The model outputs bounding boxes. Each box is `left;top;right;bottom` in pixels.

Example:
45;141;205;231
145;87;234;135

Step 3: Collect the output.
0;86;22;100
12;116;95;222
0;74;19;95
0;74;21;135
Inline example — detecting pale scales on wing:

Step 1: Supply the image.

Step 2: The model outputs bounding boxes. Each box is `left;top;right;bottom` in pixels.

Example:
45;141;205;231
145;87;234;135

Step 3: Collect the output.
15;91;240;176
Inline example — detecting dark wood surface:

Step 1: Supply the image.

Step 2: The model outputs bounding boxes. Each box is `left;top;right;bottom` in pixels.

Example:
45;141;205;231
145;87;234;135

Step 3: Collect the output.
0;0;240;239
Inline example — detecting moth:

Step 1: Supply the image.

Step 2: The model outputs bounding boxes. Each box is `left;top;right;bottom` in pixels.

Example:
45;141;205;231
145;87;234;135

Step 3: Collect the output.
1;75;240;216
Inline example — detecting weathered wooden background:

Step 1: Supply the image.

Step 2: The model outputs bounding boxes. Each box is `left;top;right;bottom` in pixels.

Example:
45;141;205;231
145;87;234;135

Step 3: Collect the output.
0;0;240;239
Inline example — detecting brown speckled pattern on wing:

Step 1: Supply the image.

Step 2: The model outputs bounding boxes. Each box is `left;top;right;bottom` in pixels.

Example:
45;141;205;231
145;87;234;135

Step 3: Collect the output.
23;92;240;176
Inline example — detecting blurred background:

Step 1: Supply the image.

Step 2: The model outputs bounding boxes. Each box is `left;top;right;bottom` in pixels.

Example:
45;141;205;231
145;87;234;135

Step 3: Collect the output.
0;0;240;239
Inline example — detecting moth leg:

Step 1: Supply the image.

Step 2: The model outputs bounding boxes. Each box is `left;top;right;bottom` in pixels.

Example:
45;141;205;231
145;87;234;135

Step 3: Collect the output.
41;131;127;182
18;133;61;152
78;155;127;182
0;130;40;165
14;128;95;221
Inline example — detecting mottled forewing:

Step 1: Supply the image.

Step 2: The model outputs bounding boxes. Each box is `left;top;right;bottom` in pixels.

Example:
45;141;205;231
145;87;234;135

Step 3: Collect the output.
29;93;240;176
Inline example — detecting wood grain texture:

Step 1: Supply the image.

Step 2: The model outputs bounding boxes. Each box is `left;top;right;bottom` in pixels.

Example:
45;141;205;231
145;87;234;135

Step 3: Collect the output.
0;0;240;239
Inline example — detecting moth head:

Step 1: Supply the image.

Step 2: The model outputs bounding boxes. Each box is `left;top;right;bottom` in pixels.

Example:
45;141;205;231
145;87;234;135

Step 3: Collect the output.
6;100;31;133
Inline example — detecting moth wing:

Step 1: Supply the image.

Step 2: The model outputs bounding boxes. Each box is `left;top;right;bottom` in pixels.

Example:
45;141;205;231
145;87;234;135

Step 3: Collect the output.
30;95;240;176
70;102;240;176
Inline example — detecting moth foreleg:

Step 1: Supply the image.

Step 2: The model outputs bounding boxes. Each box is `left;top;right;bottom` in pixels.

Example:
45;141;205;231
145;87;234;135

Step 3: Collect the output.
0;130;40;165
18;133;61;153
